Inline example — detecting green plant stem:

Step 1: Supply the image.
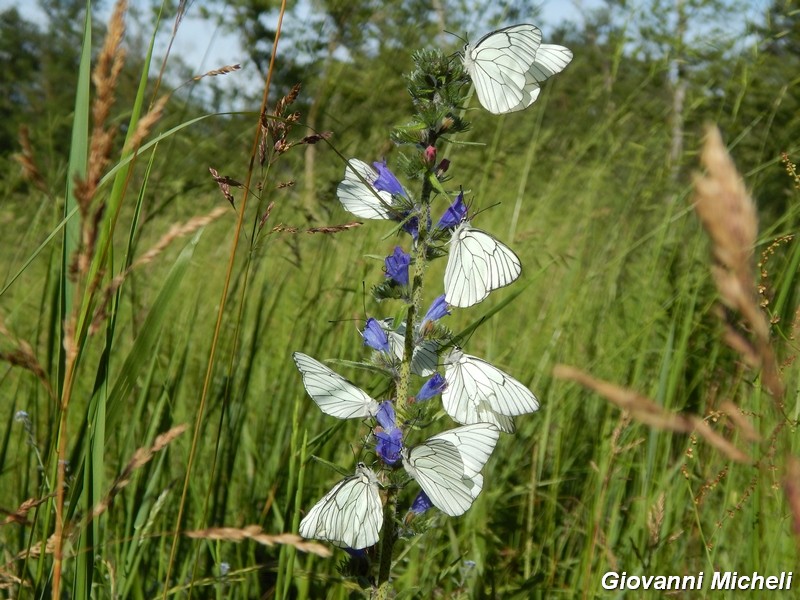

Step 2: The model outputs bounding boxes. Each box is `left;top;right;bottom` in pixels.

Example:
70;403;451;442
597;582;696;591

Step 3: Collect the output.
378;169;435;591
377;486;398;586
396;175;434;415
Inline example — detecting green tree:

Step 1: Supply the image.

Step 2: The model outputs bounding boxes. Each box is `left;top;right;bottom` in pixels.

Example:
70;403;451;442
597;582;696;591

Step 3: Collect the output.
736;0;800;214
0;8;44;155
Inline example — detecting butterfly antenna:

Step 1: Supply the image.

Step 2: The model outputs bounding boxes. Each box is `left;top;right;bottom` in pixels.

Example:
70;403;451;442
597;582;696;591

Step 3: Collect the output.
328;316;362;325
449;315;486;349
443;29;469;45
470;201;502;220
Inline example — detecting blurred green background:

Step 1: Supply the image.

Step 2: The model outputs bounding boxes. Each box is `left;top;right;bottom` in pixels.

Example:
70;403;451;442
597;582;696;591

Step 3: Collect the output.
1;0;798;597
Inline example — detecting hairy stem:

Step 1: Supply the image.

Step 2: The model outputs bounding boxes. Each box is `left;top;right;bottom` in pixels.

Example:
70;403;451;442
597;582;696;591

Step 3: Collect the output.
395;175;434;415
377;485;398;585
377;168;435;591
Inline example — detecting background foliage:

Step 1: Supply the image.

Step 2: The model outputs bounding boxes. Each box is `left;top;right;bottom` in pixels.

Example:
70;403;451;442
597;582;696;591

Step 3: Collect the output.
0;0;799;597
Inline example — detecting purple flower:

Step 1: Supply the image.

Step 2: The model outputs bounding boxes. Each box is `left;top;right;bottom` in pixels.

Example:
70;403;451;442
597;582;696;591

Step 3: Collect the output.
375;401;403;465
385;246;410;286
410;491;433;514
362;318;390;353
373;161;407;198
436;192;467;230
422;294;450;325
375;428;402;465
402;214;420;240
376;401;396;430
416;373;446;401
398;206;432;241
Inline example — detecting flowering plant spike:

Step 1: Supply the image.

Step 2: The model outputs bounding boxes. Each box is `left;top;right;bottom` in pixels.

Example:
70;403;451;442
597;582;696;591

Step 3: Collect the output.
293;28;565;590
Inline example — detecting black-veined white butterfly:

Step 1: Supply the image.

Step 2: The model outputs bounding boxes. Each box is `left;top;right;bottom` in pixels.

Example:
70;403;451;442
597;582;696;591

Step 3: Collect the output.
299;463;383;549
293;352;380;419
443;221;522;308
463;24;573;115
442;348;539;433
381;320;440;377
336;159;395;219
401;423;500;516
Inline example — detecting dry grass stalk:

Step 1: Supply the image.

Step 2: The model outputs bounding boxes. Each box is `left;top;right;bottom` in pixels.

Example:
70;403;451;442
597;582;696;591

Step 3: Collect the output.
1;494;54;526
89;425;187;521
0;568;26;589
209;167;243;207
781;152;800;189
647;493;665;546
89;206;228;333
15;426;186;580
13;126;48;193
553;364;751;463
75;0;128;210
258;120;268;166
192;63;241;82
298;132;332;145
261;84;305;165
258;201;276;231
69;0;128;284
693;465;729;507
692;125;784;399
10;534;56;562
123;93;169;153
719;400;761;442
273;83;301;120
758;234;793;312
185;526;331;557
784;457;800;541
270;221;363;235
0;319;55;401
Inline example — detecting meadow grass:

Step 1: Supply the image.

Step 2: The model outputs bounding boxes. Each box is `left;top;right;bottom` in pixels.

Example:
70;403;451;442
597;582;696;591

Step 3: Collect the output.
1;1;799;598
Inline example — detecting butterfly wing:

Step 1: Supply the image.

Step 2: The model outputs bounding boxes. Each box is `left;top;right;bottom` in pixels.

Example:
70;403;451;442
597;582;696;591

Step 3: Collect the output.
424;423;500;478
529;44;573;81
464;24;543;114
464;25;572;114
336;159;394;219
293;352;380;419
402;424;500;516
299;464;383;549
386;331;439;377
505;44;575;111
444;223;522;308
442;348;539;432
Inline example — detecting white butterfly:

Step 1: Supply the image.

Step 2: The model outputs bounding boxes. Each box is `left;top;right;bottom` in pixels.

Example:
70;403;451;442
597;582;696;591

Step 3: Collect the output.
299;463;383;549
293;352;380;419
463;24;573;115
381;320;440;377
336;159;395;219
442;348;539;433
402;423;500;516
444;221;522;308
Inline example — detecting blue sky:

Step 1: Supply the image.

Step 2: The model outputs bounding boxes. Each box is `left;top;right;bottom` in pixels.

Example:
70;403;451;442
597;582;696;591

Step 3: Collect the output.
0;1;600;87
1;0;769;104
